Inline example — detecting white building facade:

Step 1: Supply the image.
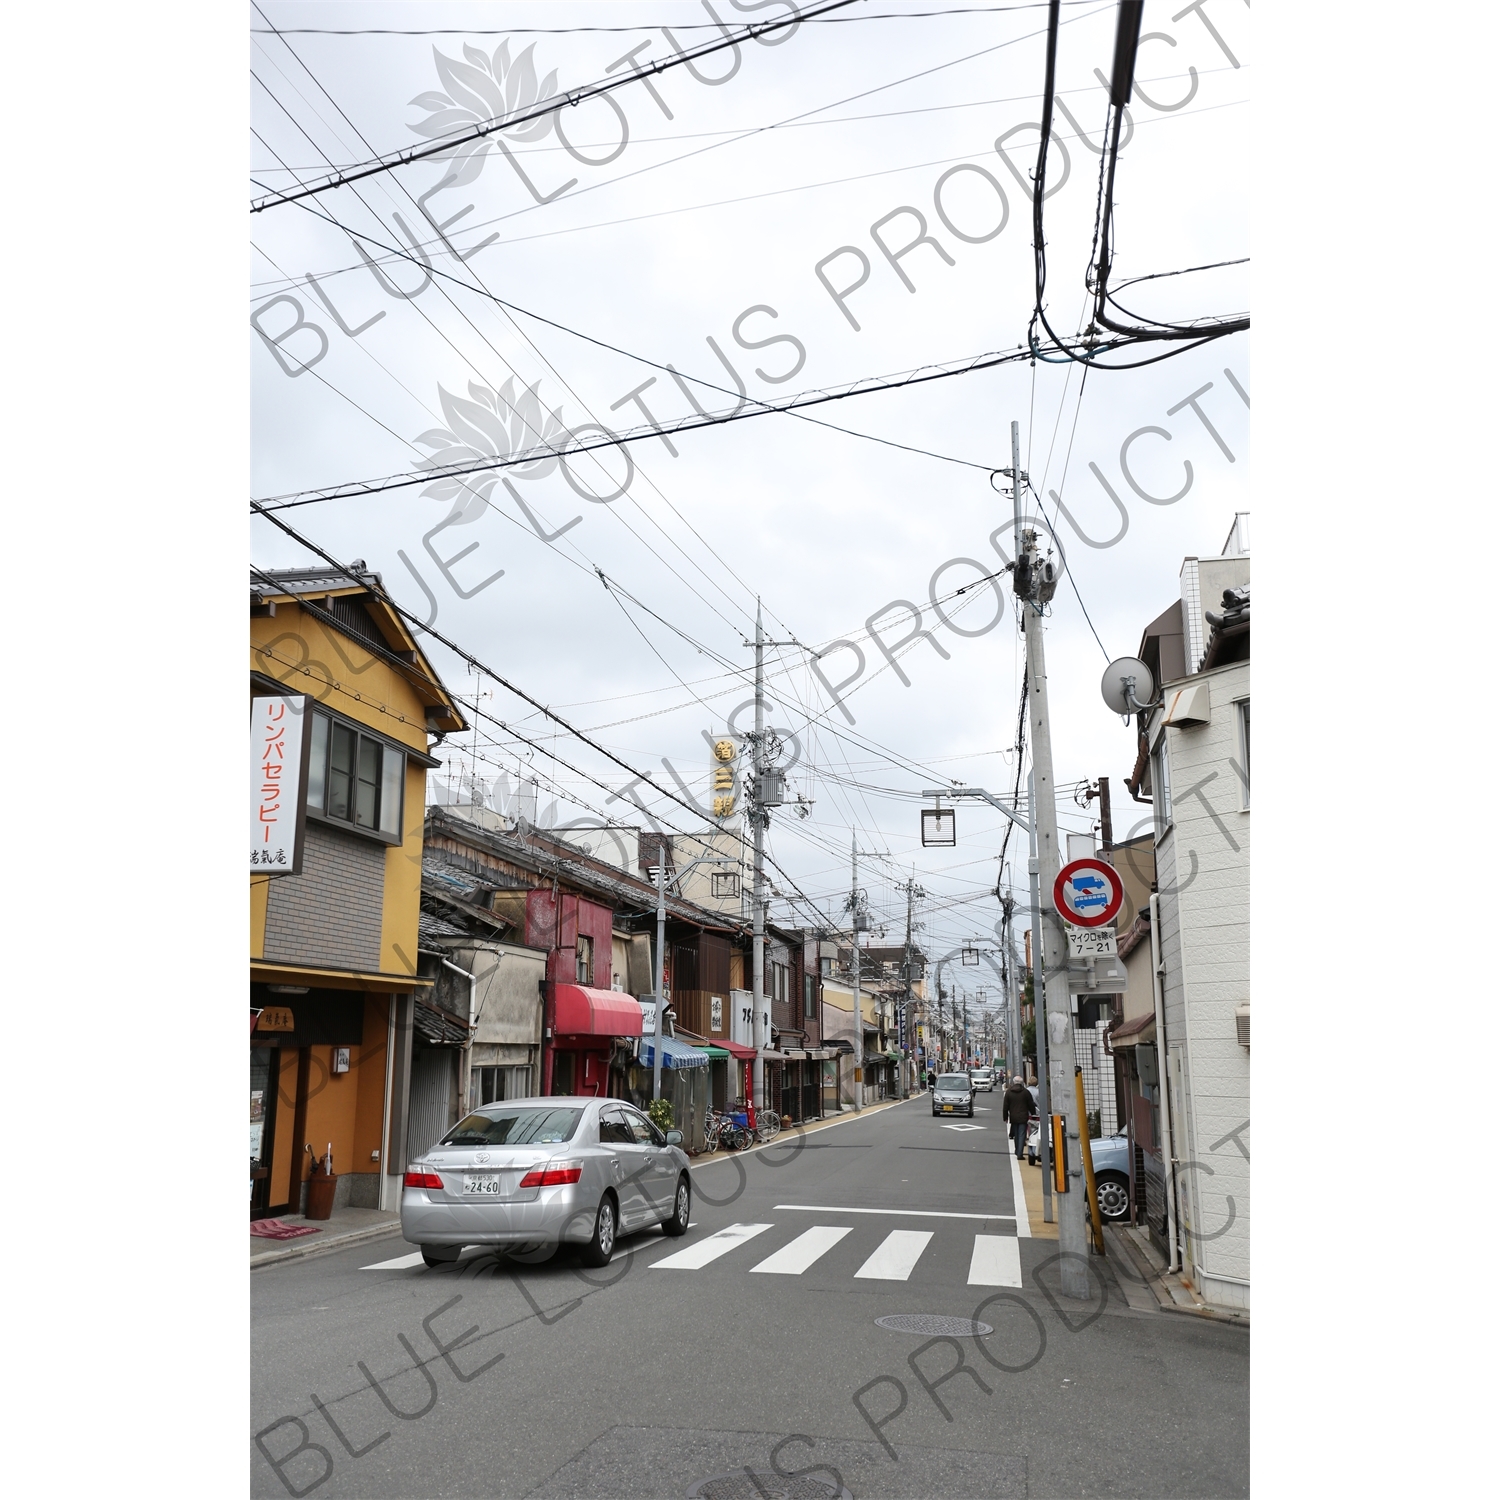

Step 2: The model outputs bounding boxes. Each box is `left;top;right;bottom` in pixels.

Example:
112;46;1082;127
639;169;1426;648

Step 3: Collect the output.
1136;523;1250;1311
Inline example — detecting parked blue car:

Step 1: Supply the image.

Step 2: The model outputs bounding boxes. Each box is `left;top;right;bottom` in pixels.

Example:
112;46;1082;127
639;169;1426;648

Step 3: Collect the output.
1024;1119;1133;1225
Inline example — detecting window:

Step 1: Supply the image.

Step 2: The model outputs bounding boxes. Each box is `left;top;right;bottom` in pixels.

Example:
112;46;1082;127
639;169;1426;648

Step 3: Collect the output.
623;1109;665;1147
442;1107;582;1146
306;710;405;840
576;935;594;985
1152;734;1173;837
771;962;790;1005
1236;698;1250;807
597;1107;633;1145
803;972;816;1025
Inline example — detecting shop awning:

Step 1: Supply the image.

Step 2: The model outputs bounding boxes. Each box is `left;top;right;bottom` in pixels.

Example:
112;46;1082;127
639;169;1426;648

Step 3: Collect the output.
553;984;644;1038
701;1045;731;1059
636;1035;709;1070
710;1037;757;1061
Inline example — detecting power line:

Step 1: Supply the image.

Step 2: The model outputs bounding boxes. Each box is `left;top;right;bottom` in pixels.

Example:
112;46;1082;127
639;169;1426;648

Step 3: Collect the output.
252;20;764;638
250;5;1097;36
252;340;1055;510
250;0;864;211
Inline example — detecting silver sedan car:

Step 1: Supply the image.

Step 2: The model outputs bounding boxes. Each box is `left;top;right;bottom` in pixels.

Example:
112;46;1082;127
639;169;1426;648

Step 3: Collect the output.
401;1096;692;1268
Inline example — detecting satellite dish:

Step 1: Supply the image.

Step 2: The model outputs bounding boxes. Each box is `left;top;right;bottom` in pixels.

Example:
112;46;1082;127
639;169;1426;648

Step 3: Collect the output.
1101;657;1154;715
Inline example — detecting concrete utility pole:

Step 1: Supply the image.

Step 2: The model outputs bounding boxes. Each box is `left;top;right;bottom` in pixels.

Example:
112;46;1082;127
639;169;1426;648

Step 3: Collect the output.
1000;888;1021;1079
848;831;863;1112
751;602;767;1113
897;872;924;1099
1013;419;1090;1298
747;600;802;1113
1027;774;1053;1224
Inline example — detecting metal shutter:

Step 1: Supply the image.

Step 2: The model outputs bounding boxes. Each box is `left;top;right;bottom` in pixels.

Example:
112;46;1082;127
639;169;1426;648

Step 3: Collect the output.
405;1047;455;1163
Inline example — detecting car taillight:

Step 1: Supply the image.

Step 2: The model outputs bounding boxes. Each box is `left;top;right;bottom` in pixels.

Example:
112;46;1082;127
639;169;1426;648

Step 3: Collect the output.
403;1171;444;1189
518;1165;583;1188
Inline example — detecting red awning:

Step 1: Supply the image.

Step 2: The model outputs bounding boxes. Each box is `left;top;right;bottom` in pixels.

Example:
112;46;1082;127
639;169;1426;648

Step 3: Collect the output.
712;1037;757;1061
552;985;644;1038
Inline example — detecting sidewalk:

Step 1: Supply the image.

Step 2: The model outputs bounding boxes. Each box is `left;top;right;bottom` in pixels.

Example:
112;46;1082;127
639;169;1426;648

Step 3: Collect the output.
1015;1155;1059;1240
1108;1221;1249;1327
251;1205;403;1269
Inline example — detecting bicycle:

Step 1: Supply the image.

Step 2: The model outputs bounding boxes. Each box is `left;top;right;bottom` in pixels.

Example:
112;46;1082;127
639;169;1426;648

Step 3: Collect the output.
754;1112;782;1143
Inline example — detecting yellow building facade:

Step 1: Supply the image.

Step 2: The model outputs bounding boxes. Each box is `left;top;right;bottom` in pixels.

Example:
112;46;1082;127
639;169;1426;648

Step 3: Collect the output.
250;565;461;1219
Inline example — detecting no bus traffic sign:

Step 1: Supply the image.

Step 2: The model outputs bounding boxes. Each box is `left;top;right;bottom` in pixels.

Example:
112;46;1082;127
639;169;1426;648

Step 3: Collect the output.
1054;857;1124;929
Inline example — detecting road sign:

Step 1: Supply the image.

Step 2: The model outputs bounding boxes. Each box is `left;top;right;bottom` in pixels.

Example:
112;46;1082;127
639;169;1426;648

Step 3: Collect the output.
1067;925;1119;959
1053;857;1123;929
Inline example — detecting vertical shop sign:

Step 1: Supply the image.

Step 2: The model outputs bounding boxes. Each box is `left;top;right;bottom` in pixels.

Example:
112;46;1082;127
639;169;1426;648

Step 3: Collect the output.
250;694;311;874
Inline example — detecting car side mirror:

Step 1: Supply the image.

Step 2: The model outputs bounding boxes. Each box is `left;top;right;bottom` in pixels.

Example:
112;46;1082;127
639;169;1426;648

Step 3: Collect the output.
665;1130;683;1146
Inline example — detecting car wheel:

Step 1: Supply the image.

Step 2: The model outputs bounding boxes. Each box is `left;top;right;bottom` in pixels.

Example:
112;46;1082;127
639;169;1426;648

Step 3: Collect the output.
420;1246;459;1268
578;1194;617;1267
662;1175;691;1237
1095;1171;1131;1224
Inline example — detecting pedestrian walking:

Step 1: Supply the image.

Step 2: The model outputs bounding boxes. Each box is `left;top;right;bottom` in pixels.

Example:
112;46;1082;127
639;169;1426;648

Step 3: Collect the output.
1001;1076;1034;1159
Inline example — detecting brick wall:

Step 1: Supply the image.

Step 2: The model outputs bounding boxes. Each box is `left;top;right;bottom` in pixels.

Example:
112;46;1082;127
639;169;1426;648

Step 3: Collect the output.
263;821;385;972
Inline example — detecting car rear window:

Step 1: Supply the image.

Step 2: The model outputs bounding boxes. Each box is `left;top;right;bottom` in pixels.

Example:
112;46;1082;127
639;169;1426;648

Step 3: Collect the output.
441;1107;583;1146
938;1074;970;1088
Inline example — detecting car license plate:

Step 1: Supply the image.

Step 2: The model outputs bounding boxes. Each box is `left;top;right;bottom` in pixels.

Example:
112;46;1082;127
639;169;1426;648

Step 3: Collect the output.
463;1174;502;1196
942;1104;954;1112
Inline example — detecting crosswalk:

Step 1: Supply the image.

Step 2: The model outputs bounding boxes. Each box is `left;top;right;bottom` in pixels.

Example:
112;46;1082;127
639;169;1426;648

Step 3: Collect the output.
362;1217;1025;1287
651;1220;1022;1286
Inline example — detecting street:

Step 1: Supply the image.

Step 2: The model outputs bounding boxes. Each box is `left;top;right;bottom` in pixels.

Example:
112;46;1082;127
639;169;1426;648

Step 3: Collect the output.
253;1098;1248;1498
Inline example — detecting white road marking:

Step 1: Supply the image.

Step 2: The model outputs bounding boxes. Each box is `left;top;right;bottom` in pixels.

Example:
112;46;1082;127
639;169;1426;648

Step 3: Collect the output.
1010;1153;1031;1238
774;1205;1013;1220
650;1222;772;1269
968;1234;1023;1286
940;1123;986;1132
361;1251;425;1270
750;1226;852;1275
854;1230;933;1281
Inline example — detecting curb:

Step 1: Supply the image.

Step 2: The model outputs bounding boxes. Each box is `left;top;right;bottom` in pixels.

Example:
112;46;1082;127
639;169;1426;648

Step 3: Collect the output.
1109;1226;1249;1328
251;1218;404;1270
689;1093;913;1170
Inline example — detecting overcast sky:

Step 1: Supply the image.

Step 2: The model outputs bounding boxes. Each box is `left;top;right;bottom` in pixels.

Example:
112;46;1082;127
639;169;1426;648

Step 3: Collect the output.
250;0;1250;1000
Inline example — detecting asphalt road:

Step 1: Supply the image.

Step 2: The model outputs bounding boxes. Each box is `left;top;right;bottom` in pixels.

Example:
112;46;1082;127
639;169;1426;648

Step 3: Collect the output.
252;1096;1248;1499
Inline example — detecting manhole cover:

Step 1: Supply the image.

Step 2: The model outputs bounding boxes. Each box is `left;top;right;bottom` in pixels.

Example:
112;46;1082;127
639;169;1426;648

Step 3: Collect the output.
875;1313;993;1337
686;1472;850;1500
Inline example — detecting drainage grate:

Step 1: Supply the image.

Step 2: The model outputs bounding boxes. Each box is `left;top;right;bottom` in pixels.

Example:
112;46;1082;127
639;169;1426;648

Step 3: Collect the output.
686;1472;850;1500
875;1312;993;1337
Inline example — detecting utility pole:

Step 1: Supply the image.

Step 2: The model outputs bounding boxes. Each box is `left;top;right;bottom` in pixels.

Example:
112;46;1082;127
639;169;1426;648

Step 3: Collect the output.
751;602;767;1115
1000;887;1021;1080
897;872;924;1099
746;599;802;1116
847;831;863;1112
1012;418;1090;1298
1027;773;1053;1224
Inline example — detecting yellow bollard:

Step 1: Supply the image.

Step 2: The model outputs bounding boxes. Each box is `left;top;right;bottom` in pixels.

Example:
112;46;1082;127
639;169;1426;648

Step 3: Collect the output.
1076;1066;1106;1256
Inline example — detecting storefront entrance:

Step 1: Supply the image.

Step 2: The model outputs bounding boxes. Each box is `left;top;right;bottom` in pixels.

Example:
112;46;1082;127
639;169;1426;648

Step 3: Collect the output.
250;1043;281;1218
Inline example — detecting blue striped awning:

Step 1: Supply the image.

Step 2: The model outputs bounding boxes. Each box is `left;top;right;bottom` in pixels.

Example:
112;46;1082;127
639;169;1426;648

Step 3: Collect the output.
636;1035;710;1070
